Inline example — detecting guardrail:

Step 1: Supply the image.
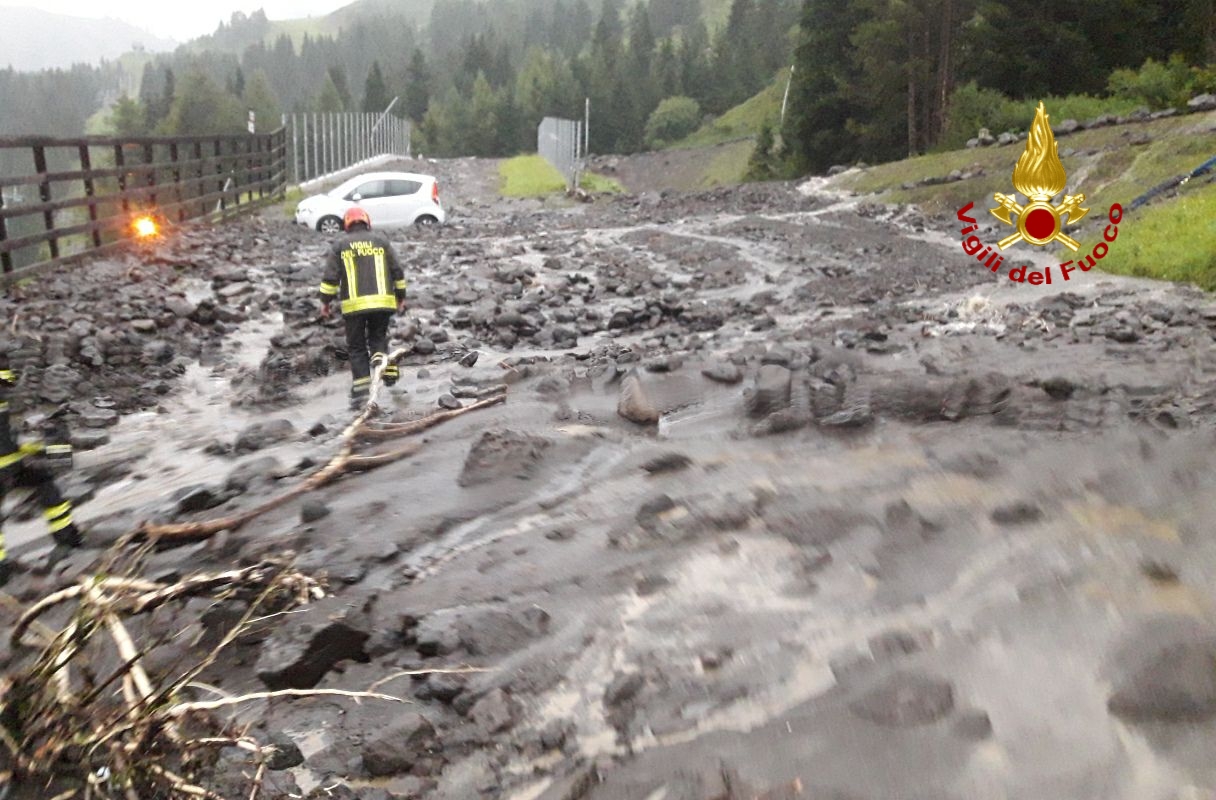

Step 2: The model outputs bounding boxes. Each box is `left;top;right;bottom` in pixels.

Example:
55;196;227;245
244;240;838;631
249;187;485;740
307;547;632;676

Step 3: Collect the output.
287;112;410;185
537;116;585;191
0;129;287;282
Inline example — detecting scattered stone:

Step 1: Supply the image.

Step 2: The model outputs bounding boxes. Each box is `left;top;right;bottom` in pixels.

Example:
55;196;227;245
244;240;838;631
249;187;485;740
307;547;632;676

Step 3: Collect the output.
361;713;438;777
225;456;282;493
746;365;792;417
438;394;463;410
849;672;955;727
70;430;110;450
234;419;295;453
255;602;371;690
617;369;660;425
172;484;225;515
1040;377;1077;400
1188;93;1216;112
953;710;994;741
701;363;743;384
264;732;305;770
1107;618;1216;723
641;452;693;475
470;688;519;734
301;500;331;524
604;672;646;708
990;501;1043;525
458;430;551;487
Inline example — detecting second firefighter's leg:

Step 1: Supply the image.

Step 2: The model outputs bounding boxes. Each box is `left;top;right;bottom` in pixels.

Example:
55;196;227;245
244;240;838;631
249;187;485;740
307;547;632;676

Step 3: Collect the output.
16;460;81;548
0;479;11;586
345;314;372;404
368;312;396;386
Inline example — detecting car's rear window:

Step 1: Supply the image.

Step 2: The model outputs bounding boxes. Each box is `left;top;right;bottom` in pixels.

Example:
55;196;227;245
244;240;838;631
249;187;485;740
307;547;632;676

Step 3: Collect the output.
386;180;423;196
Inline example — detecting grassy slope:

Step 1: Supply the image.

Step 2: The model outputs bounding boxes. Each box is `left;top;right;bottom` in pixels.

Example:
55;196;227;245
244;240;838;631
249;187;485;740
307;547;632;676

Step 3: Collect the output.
674;68;790;149
834;111;1216;215
828;109;1216;287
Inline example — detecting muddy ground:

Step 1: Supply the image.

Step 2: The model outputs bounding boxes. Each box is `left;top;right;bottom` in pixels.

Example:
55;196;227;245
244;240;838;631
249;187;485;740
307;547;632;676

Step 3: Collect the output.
5;153;1216;800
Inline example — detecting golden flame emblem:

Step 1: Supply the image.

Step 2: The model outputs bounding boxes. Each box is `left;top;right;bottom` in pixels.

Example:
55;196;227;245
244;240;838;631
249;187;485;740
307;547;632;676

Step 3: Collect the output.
990;102;1089;251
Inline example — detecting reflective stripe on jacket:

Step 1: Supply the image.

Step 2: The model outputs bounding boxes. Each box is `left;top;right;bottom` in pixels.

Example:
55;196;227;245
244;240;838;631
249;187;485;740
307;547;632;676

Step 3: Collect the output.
318;231;406;316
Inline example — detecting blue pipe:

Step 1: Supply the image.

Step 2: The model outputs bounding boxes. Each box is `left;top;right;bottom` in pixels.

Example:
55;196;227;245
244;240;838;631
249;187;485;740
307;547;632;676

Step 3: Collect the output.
1129;154;1216;211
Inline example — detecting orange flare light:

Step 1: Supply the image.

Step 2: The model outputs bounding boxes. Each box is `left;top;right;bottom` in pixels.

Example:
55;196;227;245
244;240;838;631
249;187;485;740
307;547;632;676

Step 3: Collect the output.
133;216;159;238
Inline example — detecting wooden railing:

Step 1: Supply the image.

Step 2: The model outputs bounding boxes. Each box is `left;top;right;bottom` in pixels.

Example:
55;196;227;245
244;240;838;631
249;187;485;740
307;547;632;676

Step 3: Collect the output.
0;128;288;282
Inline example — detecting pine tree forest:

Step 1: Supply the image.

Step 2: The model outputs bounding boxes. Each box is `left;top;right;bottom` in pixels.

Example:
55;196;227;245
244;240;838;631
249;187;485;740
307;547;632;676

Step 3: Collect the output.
0;0;1212;176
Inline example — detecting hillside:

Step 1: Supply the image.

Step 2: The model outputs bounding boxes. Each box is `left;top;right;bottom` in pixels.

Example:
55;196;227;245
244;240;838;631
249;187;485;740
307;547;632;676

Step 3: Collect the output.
826;107;1216;287
0;6;174;71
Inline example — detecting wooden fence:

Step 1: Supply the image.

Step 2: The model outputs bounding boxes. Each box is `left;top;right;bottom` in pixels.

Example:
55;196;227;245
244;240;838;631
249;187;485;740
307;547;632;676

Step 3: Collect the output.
0;128;288;282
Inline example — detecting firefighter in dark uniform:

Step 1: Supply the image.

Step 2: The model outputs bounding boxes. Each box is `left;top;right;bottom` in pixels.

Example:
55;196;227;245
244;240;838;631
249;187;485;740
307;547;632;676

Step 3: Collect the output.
0;354;82;586
318;206;407;408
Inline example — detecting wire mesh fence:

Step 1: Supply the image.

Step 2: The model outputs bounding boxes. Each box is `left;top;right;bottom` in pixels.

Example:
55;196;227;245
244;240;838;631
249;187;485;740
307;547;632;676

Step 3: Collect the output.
537;116;585;191
287;112;411;186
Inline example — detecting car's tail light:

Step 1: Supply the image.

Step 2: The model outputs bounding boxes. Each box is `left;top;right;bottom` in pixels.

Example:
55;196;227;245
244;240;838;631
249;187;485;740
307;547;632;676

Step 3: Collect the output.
432;182;440;203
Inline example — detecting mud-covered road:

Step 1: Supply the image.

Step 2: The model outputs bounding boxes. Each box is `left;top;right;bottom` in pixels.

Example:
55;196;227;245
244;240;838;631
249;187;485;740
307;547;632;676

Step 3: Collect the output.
6;155;1216;800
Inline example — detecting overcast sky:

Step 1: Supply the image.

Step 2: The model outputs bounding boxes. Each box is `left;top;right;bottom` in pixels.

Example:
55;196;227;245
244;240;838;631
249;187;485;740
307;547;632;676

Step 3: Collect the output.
0;1;352;41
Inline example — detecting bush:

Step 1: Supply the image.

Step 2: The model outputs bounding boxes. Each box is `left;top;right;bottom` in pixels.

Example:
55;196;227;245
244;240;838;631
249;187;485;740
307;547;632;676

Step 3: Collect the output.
1107;55;1193;109
940;82;1142;151
644;96;702;149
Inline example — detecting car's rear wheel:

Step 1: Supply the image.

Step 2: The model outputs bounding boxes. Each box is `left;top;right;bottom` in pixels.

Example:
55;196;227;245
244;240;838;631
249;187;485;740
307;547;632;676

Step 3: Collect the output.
415;214;439;228
317;216;343;234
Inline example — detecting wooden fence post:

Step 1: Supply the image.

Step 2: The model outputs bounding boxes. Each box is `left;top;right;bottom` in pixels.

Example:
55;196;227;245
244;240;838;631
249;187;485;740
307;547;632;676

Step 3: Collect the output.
32;144;58;260
78;143;102;247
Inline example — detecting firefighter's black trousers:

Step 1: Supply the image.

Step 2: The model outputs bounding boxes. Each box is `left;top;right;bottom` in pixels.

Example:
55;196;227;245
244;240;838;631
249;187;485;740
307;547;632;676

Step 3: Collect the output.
0;458;79;563
344;311;394;399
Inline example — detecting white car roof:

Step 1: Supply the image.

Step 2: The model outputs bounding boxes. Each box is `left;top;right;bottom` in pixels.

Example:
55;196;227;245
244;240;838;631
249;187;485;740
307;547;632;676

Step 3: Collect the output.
337;171;436;187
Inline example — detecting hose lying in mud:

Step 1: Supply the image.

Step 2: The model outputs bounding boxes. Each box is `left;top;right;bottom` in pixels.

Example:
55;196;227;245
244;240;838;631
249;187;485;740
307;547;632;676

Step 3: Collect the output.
138;347;508;542
1128;153;1216;211
0;545;412;800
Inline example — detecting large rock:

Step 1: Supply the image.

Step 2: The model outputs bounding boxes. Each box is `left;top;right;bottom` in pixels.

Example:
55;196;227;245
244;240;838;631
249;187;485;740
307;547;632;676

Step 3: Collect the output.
1107;617;1216;722
255;601;371;690
617;369;660;425
470;688;520;734
849;672;955;727
457;430;552;487
745;365;792;418
361;713;438;777
234;419;296;453
1188;93;1216;112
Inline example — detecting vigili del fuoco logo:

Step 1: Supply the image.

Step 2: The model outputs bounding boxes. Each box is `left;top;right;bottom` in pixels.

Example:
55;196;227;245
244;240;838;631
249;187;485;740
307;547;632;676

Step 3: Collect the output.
957;101;1124;285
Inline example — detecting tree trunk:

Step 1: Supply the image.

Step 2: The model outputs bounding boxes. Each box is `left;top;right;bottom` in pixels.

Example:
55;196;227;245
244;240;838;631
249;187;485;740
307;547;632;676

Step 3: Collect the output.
907;17;918;156
933;0;954;146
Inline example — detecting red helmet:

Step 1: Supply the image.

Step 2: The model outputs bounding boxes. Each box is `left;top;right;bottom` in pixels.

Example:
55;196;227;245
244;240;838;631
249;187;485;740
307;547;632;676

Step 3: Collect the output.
343;206;371;231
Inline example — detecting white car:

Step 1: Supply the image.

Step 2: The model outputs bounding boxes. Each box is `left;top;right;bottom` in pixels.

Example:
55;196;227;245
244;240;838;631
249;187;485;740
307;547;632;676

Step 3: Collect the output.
294;171;446;233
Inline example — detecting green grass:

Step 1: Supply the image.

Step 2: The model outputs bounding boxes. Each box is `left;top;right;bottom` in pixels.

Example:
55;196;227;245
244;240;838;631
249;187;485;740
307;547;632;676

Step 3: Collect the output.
1100;180;1216;288
834;111;1216;216
698;140;753;187
580;172;625;194
280;186;305;218
500;155;570;197
499;155;621;197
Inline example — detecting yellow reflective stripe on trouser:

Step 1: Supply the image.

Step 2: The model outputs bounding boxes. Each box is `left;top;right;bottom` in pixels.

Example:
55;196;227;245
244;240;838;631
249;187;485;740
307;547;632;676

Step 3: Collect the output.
0;370;14;381
339;294;397;314
319;282;339;296
393;280;406;291
44;502;71;521
0;450;25;469
48;514;74;533
45;445;71;455
0;535;6;561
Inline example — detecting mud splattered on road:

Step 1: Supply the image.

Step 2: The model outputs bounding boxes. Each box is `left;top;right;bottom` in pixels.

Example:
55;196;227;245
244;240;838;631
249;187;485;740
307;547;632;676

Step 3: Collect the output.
6;155;1216;800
